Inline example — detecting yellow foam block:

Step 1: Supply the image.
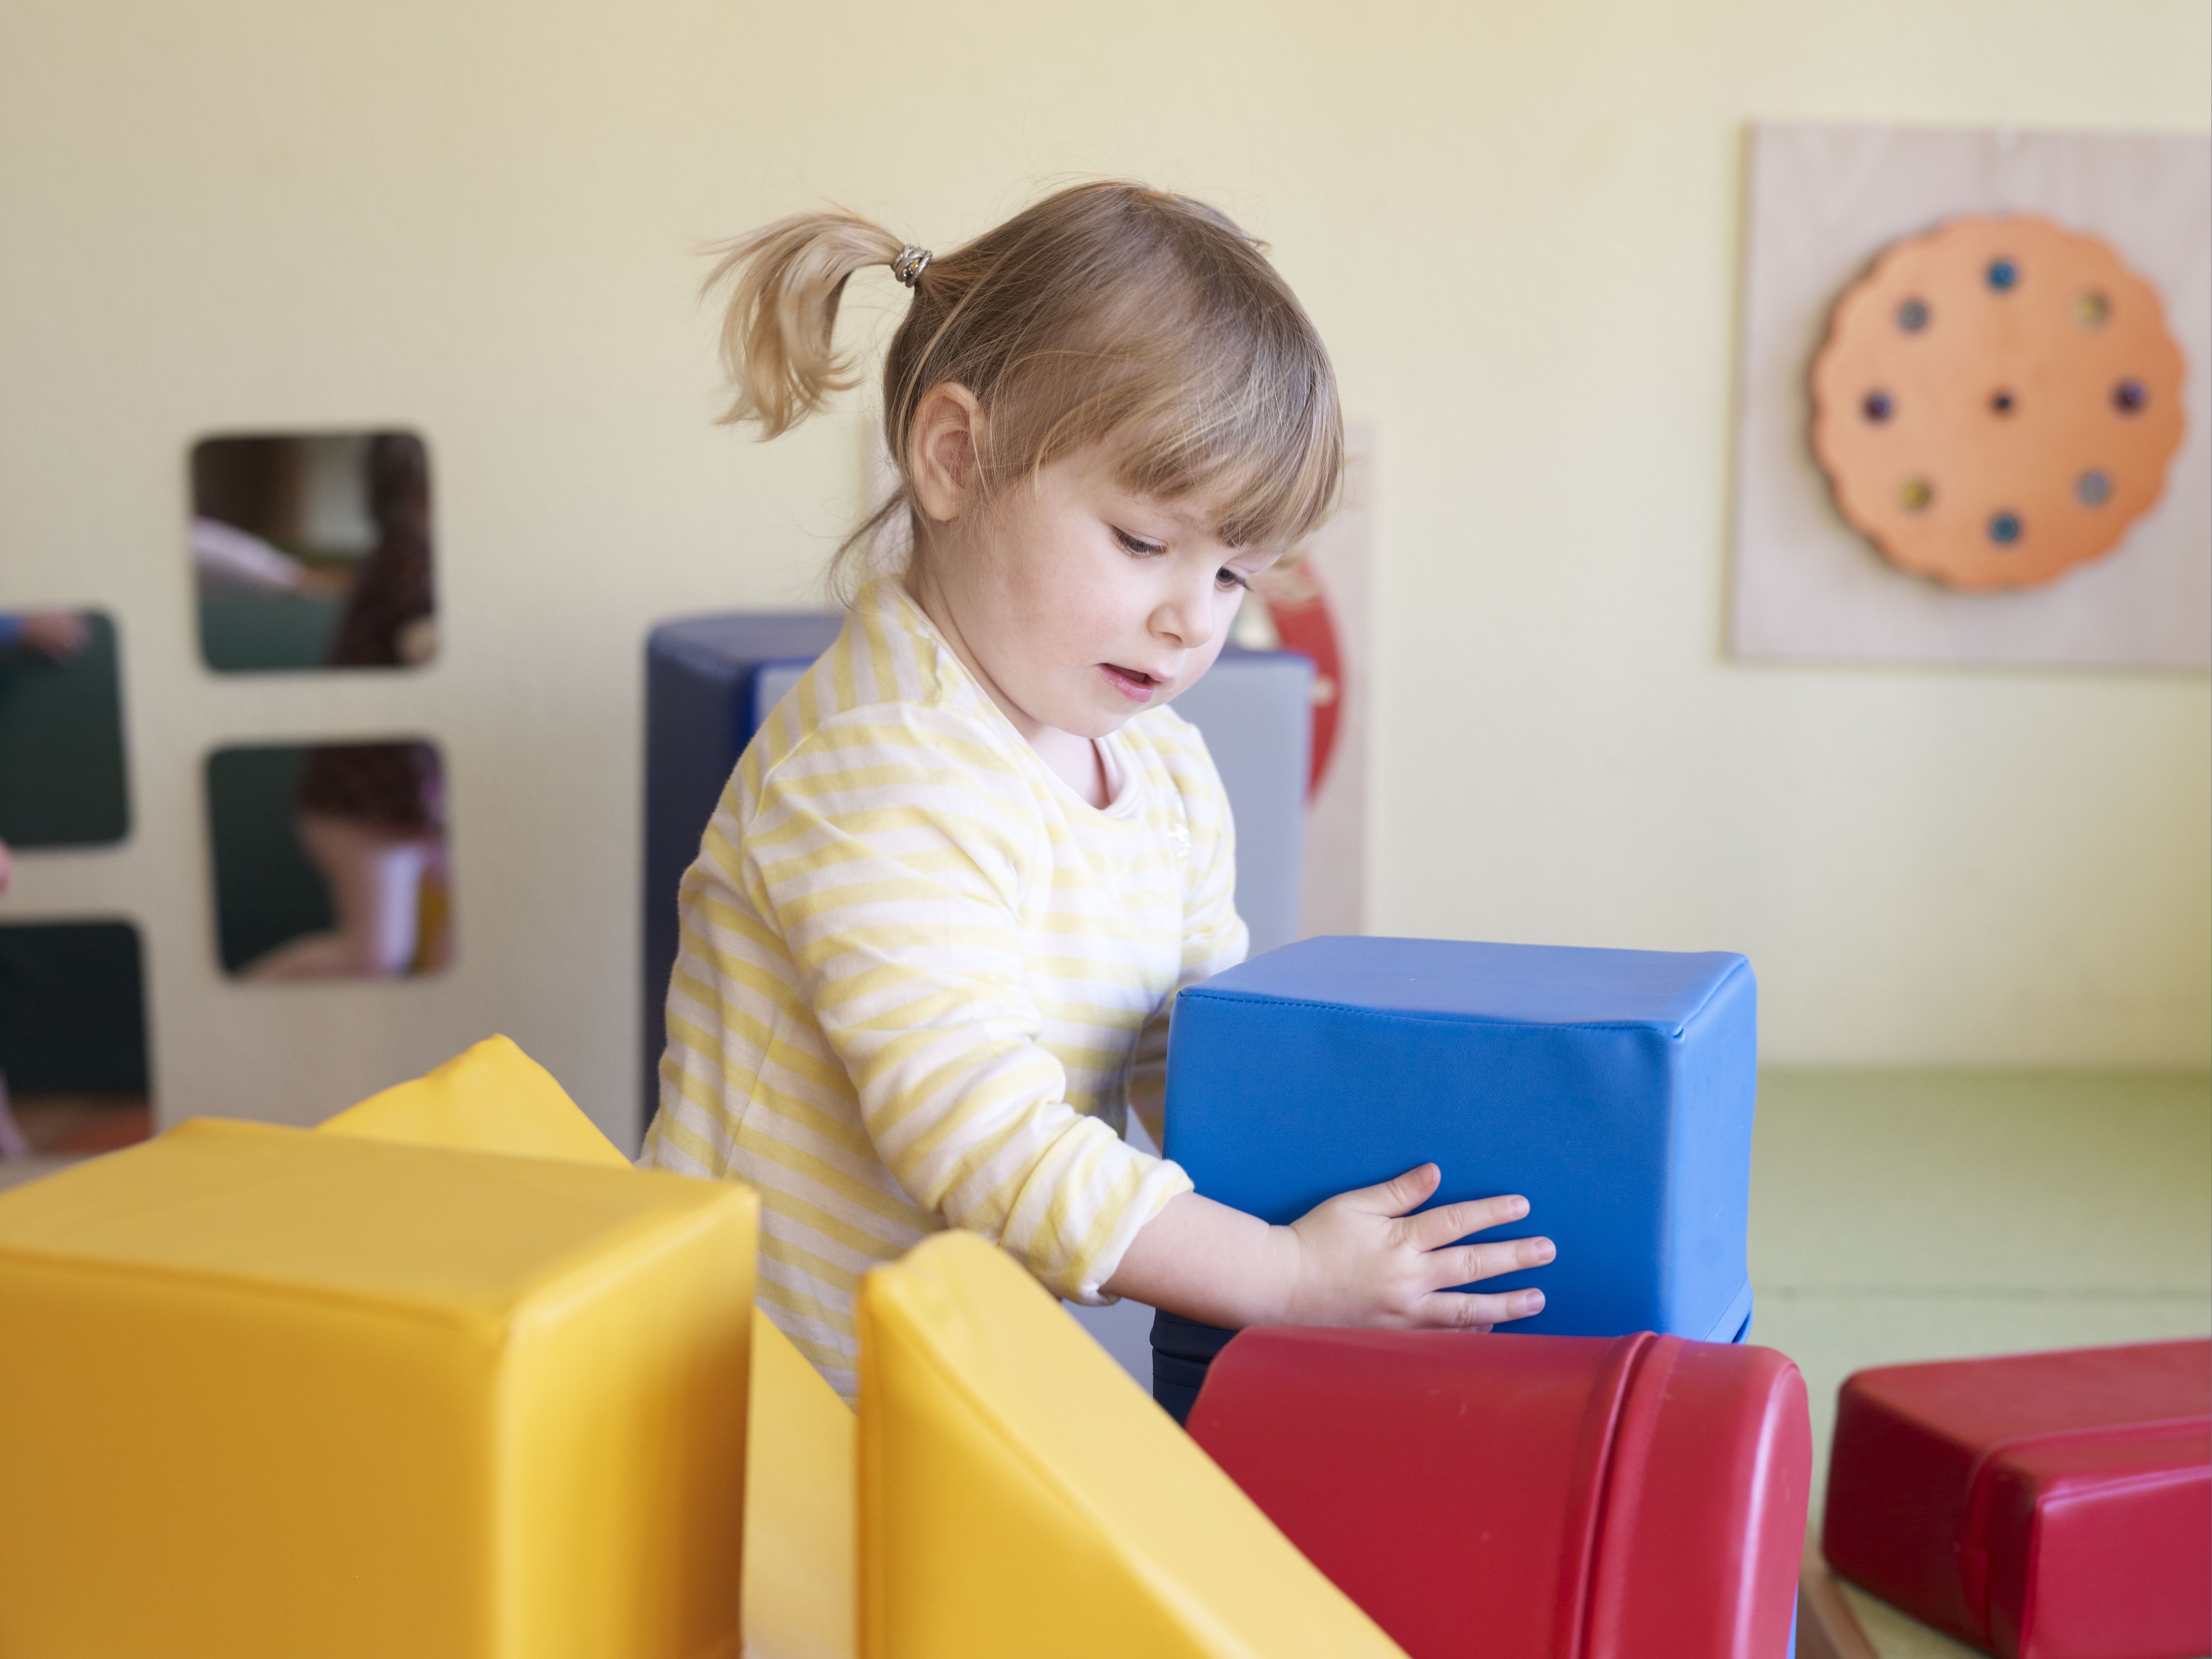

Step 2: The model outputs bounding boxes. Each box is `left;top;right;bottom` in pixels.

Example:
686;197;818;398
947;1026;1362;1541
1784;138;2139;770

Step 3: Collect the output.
320;1035;856;1659
855;1231;1406;1659
321;1033;633;1169
744;1303;860;1659
0;1118;756;1659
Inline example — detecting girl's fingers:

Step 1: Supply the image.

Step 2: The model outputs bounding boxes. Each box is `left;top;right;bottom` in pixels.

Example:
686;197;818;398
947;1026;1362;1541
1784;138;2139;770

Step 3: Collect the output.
1406;1193;1531;1250
1413;1287;1545;1329
1336;1163;1442;1217
1426;1236;1555;1290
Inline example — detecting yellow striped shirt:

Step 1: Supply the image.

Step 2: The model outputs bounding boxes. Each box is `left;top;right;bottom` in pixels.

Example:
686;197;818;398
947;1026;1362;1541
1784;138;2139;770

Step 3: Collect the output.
640;577;1245;1396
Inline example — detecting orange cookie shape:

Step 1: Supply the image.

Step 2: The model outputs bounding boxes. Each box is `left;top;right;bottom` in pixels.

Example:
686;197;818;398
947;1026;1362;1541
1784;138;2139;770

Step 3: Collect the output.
1809;215;2186;591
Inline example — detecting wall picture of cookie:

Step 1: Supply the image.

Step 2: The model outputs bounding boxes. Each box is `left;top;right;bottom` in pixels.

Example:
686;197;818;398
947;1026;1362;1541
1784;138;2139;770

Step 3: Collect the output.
1810;214;2185;592
1731;125;2209;670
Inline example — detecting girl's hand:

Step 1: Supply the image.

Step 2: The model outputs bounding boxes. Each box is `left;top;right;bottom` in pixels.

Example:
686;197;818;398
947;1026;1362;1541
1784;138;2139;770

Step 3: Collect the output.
1277;1164;1551;1330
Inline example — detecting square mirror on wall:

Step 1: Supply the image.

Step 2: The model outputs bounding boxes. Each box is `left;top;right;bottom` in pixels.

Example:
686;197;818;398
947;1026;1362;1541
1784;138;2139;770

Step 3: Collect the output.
191;432;435;675
206;739;452;980
0;608;128;847
0;919;152;1171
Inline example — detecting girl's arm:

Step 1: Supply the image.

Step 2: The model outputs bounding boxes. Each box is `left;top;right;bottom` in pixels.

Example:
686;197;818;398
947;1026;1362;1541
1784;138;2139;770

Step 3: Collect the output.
1119;730;1550;1331
1103;1163;1552;1331
746;710;1192;1306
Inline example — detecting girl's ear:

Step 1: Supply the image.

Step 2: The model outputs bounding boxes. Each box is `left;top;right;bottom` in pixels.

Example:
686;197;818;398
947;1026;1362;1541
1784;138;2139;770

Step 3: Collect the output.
909;384;987;524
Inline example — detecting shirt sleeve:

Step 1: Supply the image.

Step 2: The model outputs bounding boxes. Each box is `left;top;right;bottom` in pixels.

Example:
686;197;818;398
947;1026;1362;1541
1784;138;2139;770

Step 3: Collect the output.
1126;721;1250;1152
743;703;1191;1304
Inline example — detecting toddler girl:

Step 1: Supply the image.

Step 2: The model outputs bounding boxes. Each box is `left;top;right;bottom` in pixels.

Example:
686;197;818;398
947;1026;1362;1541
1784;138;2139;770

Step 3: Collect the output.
640;181;1552;1398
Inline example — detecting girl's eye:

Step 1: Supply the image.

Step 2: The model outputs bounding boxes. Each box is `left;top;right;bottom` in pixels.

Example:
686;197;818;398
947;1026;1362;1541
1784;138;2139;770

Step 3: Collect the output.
1215;567;1252;592
1113;526;1164;556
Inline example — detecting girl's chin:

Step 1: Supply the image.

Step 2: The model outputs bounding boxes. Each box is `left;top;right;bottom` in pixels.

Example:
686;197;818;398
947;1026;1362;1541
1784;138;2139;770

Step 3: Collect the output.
1058;701;1137;741
1006;692;1127;747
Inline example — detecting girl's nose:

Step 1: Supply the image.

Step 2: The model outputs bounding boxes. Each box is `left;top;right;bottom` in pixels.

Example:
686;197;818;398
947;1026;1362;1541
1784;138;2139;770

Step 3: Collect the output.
1153;573;1219;653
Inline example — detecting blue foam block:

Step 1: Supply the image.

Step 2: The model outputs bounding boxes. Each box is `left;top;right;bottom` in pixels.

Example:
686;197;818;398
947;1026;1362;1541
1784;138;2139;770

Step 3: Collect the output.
1162;935;1759;1344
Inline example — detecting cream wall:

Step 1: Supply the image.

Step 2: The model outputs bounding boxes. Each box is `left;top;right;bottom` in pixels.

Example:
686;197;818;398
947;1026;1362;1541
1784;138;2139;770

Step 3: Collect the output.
1;0;2205;1146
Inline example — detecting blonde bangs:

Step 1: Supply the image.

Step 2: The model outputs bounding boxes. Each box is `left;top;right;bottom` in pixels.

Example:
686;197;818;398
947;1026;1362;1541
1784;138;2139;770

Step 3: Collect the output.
1112;360;1344;552
986;283;1344;553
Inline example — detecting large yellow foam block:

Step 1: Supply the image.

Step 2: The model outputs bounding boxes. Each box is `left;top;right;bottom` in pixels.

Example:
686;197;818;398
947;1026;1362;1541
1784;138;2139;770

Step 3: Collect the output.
856;1231;1407;1659
317;1032;856;1659
0;1117;757;1659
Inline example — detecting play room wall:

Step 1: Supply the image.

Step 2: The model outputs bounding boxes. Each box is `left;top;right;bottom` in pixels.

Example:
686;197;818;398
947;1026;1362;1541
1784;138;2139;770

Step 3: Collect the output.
1;0;2205;1147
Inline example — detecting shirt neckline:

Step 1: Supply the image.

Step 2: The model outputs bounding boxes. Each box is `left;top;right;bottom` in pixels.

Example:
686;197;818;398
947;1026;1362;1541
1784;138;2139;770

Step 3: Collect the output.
874;577;1150;824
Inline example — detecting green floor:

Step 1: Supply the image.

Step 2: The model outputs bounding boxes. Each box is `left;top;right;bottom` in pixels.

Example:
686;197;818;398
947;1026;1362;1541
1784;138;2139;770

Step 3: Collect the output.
1750;1070;2212;1657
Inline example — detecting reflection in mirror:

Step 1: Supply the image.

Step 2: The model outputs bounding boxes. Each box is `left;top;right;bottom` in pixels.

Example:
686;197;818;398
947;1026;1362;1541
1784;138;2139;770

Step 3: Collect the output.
0;920;152;1177
0;608;129;847
207;739;453;979
191;432;436;675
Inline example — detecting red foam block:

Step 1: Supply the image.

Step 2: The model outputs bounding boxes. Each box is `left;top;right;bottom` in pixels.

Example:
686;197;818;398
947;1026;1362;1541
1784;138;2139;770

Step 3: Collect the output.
1823;1340;2212;1659
1186;1328;1810;1659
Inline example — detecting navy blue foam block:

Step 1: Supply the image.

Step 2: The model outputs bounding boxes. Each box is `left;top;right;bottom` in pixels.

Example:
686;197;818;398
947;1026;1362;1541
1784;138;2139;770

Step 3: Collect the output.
1162;935;1759;1344
642;613;844;1128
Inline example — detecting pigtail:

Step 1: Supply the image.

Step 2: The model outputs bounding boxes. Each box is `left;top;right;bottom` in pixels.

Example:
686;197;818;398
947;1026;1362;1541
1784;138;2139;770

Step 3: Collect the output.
701;210;909;438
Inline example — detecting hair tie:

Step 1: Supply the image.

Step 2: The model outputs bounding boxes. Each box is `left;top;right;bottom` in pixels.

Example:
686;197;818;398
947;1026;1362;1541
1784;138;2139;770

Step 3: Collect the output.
891;246;933;288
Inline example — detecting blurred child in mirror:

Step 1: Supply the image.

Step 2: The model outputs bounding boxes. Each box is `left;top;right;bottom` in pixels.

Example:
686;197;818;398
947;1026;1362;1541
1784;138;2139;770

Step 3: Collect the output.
246;436;449;979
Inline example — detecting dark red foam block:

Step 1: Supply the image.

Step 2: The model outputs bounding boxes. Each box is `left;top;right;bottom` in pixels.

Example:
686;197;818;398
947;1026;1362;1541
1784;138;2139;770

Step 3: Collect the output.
1185;1328;1809;1659
1823;1340;2212;1659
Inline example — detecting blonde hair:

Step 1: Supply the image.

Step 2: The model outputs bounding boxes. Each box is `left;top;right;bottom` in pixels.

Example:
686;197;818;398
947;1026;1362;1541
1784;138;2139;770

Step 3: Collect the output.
702;180;1343;601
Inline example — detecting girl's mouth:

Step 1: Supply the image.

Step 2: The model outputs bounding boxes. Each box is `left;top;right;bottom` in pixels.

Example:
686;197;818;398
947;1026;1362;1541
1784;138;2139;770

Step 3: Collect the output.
1099;664;1160;702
